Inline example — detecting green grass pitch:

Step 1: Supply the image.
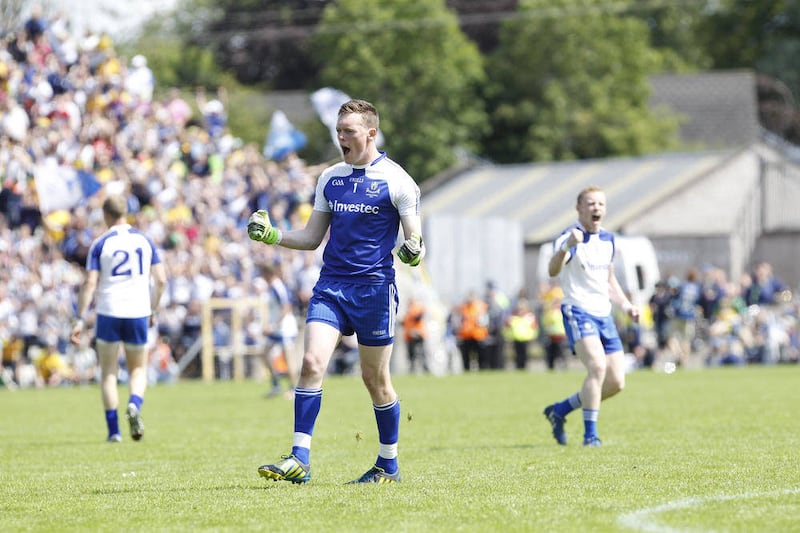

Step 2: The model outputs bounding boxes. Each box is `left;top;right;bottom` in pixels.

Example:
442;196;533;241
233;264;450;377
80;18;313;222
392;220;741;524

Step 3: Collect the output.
2;365;799;532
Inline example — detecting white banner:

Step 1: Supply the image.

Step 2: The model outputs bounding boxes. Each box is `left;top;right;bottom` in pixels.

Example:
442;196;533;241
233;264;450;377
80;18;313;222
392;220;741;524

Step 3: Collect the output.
310;87;384;155
33;160;100;213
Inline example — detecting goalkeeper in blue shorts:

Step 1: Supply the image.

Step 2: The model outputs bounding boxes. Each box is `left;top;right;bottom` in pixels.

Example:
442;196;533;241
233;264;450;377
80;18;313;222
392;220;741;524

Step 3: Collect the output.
248;99;424;484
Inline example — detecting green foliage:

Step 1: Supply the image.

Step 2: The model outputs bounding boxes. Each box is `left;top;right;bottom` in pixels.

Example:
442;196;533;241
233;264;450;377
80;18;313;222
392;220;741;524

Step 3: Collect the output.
696;0;800;142
310;0;488;180
483;0;680;163
2;367;800;531
635;0;712;72
698;0;791;69
700;0;800;102
124;0;800;169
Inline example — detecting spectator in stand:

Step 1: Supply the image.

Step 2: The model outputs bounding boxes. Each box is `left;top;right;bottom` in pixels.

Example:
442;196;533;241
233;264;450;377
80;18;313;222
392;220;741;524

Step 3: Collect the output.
745;262;789;306
36;337;75;386
24;4;48;44
68;334;98;385
1;331;25;387
649;279;674;362
668;269;701;367
124;54;154;108
698;267;727;323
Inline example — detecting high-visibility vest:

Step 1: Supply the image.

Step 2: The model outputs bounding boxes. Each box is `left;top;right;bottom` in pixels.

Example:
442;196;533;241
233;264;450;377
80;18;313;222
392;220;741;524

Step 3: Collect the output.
458;300;489;341
402;301;427;342
505;313;539;342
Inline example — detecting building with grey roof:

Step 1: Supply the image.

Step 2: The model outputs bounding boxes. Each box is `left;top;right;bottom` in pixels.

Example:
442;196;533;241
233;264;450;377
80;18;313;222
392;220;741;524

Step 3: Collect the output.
420;70;800;302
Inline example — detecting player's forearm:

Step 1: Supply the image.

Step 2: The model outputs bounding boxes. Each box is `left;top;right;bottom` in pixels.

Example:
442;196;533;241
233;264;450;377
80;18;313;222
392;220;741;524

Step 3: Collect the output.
75;281;96;319
548;251;566;277
608;275;632;309
273;228;324;251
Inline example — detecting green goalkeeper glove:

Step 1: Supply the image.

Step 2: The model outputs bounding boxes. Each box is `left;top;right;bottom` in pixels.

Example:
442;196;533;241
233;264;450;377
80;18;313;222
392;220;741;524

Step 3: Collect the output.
397;233;424;266
247;210;282;245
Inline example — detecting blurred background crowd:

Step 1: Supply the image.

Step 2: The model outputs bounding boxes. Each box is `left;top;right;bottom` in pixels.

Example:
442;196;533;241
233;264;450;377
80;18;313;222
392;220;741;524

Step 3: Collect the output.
0;9;325;388
1;9;798;390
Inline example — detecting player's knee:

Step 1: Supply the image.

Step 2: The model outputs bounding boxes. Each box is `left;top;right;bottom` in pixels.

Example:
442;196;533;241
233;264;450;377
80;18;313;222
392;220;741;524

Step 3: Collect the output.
361;370;392;397
299;353;326;380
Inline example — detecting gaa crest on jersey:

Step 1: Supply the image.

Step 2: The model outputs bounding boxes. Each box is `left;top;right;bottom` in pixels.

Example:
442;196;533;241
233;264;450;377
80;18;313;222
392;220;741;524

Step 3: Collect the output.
365;180;381;199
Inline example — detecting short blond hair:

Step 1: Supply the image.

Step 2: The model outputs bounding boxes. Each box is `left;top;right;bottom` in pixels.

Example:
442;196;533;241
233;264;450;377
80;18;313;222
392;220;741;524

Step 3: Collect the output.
103;195;128;220
338;99;379;130
576;185;604;206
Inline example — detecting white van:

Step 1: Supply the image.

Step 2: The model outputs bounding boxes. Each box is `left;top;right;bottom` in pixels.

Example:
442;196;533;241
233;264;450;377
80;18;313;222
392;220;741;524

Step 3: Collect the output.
537;235;661;306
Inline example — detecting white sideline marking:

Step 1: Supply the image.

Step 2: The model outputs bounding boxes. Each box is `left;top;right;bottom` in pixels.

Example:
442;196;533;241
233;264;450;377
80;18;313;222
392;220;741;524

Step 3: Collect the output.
617;488;800;532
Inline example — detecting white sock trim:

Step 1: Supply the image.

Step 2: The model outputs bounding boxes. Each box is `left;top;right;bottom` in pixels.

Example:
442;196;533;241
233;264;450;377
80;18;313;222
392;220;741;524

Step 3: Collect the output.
293;432;312;450
378;442;398;460
569;393;582;409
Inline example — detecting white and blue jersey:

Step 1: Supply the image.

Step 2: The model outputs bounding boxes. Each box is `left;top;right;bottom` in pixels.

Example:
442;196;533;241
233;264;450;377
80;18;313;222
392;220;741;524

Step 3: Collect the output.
312;152;420;284
86;223;162;319
554;223;615;317
554;223;624;354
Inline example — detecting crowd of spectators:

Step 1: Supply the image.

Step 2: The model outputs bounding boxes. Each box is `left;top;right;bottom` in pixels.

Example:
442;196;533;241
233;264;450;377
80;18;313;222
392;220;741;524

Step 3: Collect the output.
0;8;325;388
642;262;800;368
2;10;798;389
435;261;799;375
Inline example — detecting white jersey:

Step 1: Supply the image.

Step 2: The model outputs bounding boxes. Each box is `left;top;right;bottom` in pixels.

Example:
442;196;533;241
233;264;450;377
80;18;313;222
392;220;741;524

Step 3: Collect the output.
267;277;298;339
554;223;615;317
86;223;162;318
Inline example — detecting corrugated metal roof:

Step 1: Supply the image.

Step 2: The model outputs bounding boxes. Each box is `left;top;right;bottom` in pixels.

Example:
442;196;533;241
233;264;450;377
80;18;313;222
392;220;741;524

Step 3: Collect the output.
422;150;735;245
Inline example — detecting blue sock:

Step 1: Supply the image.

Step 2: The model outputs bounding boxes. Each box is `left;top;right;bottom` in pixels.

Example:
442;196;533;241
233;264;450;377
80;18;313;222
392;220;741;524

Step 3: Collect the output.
373;398;400;474
583;408;599;439
105;409;119;437
128;395;144;411
291;387;322;464
554;393;581;418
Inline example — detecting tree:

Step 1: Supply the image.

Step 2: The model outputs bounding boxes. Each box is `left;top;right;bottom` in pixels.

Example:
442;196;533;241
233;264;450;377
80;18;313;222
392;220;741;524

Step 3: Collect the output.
184;0;328;89
445;0;520;54
482;0;680;163
310;0;488;181
636;0;712;72
699;0;800;143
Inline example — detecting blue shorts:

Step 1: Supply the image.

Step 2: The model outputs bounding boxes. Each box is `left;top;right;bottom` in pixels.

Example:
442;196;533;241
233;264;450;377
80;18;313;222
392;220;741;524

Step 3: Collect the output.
307;279;398;347
561;304;624;355
95;314;149;345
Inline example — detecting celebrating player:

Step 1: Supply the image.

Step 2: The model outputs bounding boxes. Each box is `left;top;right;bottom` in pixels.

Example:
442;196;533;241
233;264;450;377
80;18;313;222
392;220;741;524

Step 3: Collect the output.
248;99;424;484
71;195;167;442
542;185;639;447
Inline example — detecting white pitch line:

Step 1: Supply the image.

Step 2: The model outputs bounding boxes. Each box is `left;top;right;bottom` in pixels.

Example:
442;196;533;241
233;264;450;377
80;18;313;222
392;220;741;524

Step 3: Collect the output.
617;488;800;533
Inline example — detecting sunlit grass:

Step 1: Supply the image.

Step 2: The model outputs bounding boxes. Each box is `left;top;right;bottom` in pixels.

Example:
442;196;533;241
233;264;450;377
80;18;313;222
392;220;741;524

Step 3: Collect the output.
1;366;799;532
